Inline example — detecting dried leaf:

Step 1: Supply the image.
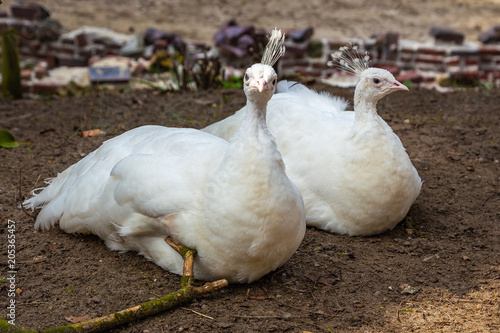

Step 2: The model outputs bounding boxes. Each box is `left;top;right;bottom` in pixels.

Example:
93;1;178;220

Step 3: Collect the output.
79;129;103;138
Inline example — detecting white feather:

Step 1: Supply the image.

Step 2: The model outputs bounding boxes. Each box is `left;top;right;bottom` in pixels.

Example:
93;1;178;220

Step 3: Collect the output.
203;67;421;236
24;61;305;283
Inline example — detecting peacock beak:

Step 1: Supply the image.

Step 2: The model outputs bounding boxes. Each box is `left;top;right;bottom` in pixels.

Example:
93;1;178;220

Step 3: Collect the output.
390;80;409;92
256;79;267;92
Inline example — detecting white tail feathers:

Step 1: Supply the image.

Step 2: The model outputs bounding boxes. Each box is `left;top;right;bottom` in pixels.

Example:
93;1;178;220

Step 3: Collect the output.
328;42;370;76
261;28;286;67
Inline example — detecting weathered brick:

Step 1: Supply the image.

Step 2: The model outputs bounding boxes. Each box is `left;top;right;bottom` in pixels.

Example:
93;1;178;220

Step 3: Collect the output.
415;55;443;65
396;71;423;84
465;57;479;66
328;39;348;51
295;68;322;78
61;37;74;45
450;49;479;57
33;82;65;94
417;47;446;56
444;56;460;66
284;44;308;57
75;33;88;48
429;27;464;45
28;40;41;51
280;59;310;69
21;69;31;80
373;64;400;75
79;44;106;58
57;55;88;67
312;62;331;70
11;3;50;21
34;61;48;79
479;46;500;56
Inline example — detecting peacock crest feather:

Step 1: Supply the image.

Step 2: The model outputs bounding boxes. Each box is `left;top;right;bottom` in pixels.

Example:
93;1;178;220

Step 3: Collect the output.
261;28;286;67
328;43;371;76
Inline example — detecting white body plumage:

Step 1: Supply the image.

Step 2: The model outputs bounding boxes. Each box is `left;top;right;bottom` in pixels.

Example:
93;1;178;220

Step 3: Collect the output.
24;61;306;283
204;68;422;236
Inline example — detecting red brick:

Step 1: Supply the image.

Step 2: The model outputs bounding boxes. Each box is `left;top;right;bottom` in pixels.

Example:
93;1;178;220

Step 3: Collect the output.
465;57;478;65
450;67;479;80
312;62;331;70
400;48;415;54
75;33;88;47
281;59;310;68
415;55;443;65
373;64;400;75
61;37;74;45
417;47;446;56
285;44;308;57
444;56;460;66
396;71;423;84
295;68;322;78
328;40;348;51
481;69;500;80
28;40;41;51
33;82;65;94
21;69;31;80
479;46;500;56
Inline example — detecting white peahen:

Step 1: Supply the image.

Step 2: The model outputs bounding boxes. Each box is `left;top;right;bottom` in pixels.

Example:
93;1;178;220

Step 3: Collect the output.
203;44;422;236
23;30;306;284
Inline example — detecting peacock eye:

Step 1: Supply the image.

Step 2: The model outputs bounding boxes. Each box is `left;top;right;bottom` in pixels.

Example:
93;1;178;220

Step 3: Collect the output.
272;78;277;85
244;74;249;81
373;78;380;84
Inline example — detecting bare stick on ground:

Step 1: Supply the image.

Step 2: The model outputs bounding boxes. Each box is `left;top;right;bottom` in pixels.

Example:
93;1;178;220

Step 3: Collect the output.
0;238;229;333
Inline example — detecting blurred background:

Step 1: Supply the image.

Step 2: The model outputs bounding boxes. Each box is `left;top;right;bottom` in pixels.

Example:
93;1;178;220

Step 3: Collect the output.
2;0;499;44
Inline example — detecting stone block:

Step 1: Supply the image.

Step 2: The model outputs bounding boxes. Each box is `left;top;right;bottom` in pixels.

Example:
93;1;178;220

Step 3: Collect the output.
429;27;464;45
11;3;50;21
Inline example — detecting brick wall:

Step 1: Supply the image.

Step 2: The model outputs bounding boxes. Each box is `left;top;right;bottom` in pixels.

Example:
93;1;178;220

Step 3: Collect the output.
279;33;500;84
1;2;500;89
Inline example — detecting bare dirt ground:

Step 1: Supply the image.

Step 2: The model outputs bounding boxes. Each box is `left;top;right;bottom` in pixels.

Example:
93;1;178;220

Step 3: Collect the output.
1;84;499;332
1;1;500;332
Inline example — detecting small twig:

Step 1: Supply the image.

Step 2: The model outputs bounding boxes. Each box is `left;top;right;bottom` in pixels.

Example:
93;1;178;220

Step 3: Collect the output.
0;238;228;333
180;307;214;320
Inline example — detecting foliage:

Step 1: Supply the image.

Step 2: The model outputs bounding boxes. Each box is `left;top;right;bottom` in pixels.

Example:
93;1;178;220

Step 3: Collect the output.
0;130;19;148
1;28;22;99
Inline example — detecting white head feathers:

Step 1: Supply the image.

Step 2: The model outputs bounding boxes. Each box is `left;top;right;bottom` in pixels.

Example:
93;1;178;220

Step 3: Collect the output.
261;28;286;67
328;43;371;76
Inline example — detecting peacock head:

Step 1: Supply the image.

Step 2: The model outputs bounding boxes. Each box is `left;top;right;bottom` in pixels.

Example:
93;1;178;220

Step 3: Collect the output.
243;28;285;106
243;64;278;104
329;43;408;104
356;67;408;104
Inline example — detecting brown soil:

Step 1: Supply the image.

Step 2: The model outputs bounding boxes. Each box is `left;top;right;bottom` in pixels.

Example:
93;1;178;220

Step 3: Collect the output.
1;83;499;332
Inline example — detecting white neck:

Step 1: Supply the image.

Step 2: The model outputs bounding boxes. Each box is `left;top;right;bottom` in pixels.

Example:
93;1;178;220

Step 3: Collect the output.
353;87;380;124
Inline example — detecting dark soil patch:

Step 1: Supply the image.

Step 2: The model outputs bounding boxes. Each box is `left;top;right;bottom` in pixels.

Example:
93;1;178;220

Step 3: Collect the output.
1;85;499;332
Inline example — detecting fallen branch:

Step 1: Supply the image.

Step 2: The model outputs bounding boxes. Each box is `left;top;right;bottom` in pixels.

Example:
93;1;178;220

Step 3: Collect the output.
0;238;228;333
